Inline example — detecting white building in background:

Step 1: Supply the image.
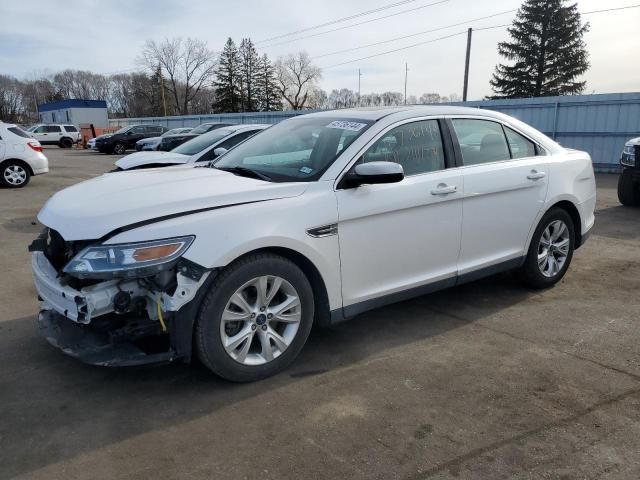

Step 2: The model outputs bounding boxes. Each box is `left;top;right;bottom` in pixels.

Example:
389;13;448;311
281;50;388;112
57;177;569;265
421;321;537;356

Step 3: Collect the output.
38;99;108;128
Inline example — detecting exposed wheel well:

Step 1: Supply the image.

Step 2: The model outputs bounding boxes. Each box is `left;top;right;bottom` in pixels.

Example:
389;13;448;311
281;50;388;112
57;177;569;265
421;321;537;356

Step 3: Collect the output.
0;158;33;176
235;247;331;327
548;200;582;248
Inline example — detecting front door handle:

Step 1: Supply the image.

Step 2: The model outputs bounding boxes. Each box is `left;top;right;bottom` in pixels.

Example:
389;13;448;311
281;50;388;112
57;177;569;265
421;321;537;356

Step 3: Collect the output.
527;170;546;180
431;183;457;195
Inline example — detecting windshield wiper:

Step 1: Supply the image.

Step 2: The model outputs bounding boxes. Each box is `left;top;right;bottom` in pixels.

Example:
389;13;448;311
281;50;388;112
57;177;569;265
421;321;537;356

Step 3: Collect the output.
215;166;272;181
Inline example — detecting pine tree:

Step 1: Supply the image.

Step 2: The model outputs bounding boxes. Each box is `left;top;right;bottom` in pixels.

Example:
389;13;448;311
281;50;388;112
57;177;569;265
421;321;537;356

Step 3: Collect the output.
239;38;261;112
490;0;589;98
212;38;241;112
256;54;282;111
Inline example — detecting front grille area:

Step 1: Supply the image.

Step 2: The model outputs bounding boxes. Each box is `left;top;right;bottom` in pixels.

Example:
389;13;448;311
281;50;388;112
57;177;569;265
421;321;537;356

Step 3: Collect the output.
30;228;91;273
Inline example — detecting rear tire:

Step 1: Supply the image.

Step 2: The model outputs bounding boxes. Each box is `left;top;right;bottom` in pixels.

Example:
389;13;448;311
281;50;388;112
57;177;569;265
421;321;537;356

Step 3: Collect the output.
617;170;640;206
59;138;73;148
520;208;575;289
195;253;314;382
1;160;31;188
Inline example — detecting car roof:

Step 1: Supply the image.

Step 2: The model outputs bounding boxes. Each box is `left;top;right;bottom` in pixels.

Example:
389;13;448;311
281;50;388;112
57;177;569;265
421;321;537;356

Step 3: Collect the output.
301;105;515;122
223;123;271;132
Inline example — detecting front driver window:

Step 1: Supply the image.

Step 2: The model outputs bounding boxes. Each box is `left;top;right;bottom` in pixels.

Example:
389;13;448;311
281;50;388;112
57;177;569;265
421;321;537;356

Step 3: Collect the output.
362;120;445;176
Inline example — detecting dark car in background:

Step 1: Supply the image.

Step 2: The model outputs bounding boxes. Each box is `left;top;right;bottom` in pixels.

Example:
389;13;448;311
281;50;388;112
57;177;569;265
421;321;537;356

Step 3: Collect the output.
96;124;167;154
157;122;233;151
618;139;640;206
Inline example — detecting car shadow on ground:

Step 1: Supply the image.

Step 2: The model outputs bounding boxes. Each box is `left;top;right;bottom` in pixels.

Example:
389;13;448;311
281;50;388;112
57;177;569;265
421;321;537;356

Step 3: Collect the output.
0;271;534;479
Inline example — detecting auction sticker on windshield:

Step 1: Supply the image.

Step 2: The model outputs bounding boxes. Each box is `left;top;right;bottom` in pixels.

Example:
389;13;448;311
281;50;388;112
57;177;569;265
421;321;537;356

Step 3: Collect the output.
326;121;368;131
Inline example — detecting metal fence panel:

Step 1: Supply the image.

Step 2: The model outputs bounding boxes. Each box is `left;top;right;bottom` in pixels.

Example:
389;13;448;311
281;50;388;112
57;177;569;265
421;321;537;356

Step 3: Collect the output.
110;92;640;172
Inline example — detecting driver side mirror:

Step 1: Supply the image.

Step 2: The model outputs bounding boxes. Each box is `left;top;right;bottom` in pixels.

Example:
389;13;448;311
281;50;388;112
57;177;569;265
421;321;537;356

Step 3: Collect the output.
213;147;228;157
342;161;404;188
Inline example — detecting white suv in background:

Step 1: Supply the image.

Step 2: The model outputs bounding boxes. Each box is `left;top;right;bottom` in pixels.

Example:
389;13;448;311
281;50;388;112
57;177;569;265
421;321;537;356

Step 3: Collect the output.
0;123;49;188
28;124;81;148
31;107;596;381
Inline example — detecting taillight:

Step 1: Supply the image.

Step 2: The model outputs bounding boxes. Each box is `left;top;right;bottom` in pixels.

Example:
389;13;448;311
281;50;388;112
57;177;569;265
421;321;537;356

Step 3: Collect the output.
27;142;43;152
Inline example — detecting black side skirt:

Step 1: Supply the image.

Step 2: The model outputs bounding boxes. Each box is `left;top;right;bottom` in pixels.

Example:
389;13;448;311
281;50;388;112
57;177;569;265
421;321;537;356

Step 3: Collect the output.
330;256;525;325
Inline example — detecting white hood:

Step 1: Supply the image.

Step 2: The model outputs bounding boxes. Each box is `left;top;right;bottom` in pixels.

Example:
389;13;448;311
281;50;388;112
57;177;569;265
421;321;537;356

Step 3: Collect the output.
115;151;191;170
38;166;307;240
626;137;640;146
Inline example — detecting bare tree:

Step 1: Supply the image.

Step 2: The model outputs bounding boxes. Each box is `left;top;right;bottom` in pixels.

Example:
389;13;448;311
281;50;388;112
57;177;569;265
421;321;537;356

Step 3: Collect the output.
274;52;321;110
140;37;217;115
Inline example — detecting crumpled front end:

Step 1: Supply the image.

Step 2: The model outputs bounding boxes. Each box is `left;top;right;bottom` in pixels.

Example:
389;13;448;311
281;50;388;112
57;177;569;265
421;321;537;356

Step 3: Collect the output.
30;228;212;367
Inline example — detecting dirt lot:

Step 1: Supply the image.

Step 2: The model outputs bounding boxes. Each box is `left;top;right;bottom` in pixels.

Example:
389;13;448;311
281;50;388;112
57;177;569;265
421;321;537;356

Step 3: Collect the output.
1;147;639;480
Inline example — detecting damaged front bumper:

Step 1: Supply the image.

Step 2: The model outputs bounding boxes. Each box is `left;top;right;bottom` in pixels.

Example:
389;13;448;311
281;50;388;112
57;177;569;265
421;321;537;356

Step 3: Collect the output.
31;251;213;367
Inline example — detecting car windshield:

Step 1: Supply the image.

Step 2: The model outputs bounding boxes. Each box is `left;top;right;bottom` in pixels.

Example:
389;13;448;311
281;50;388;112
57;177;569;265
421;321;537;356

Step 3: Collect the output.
113;126;131;135
213;117;373;182
171;128;233;156
163;128;188;136
191;124;215;135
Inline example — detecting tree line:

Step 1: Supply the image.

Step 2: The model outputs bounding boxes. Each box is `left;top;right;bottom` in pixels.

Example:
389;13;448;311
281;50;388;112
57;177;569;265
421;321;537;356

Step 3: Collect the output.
0;0;590;123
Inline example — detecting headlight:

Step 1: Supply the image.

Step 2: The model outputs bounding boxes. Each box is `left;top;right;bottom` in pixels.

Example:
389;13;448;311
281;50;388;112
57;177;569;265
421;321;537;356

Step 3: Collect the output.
63;236;195;279
621;145;636;167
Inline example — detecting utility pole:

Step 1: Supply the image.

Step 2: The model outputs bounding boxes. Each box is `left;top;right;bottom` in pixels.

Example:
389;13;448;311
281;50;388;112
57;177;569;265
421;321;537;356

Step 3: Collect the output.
159;63;168;117
404;63;408;104
358;69;363;106
462;28;472;102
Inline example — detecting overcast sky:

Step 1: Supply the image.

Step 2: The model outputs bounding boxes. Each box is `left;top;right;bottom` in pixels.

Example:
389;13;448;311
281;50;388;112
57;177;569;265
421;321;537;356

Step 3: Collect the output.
1;0;638;100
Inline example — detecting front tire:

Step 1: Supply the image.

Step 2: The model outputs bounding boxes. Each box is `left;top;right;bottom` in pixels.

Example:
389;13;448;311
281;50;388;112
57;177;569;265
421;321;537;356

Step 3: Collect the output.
195;253;314;382
520;208;575;289
112;142;126;155
618;170;640;206
1;161;31;188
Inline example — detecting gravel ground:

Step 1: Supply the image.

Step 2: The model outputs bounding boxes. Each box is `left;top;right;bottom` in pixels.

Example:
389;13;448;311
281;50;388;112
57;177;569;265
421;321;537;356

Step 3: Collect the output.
0;147;639;480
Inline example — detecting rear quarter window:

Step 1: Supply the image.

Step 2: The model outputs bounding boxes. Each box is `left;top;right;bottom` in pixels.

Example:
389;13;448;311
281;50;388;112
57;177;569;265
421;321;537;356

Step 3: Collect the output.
64;125;78;132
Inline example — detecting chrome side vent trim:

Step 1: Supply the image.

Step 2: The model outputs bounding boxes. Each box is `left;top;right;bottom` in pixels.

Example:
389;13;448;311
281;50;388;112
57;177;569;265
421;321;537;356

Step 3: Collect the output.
306;223;338;238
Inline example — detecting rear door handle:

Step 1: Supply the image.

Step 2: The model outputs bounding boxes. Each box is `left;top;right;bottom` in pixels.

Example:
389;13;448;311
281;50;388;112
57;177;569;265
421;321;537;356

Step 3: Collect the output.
431;184;457;195
527;170;546;180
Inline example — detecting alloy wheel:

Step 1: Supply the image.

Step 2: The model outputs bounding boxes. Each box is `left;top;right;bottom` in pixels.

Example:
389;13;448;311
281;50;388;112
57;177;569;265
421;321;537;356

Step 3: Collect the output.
537;219;570;278
220;275;302;365
3;165;27;186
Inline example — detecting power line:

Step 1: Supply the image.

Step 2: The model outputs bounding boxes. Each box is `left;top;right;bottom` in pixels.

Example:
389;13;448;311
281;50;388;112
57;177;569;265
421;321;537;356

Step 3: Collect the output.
255;0;420;45
259;0;449;49
323;30;468;69
321;3;640;69
314;8;517;59
582;4;640;15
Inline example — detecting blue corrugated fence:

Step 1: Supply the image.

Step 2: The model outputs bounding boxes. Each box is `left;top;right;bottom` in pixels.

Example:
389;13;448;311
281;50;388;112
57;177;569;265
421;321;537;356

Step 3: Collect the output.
110;92;640;172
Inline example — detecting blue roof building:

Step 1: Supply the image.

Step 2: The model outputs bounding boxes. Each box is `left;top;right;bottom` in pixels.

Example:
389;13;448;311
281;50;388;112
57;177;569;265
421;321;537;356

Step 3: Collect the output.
38;99;108;128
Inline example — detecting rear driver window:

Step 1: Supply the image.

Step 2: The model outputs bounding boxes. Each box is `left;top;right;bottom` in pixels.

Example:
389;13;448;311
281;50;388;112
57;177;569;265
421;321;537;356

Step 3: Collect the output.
452;119;510;165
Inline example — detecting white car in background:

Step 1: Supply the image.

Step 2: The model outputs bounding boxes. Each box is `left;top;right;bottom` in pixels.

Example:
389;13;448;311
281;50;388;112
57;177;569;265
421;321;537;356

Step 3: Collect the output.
115;124;269;171
1;123;49;188
28;124;81;148
31;107;595;381
135;127;193;152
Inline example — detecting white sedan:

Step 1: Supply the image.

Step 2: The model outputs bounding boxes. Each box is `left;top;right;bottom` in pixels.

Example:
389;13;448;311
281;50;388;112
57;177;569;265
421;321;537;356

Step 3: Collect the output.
0;122;48;188
114;124;270;171
135;127;193;151
31;106;596;381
